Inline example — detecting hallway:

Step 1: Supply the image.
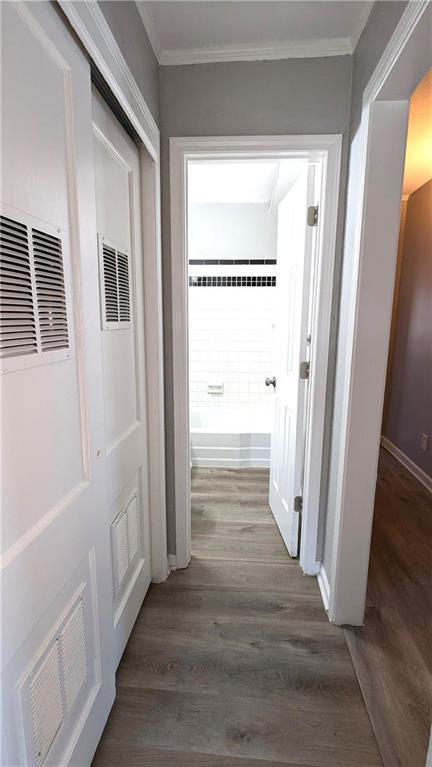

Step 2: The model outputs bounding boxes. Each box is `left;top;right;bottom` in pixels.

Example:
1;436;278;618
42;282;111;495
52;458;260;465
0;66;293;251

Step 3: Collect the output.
345;448;432;767
92;468;381;766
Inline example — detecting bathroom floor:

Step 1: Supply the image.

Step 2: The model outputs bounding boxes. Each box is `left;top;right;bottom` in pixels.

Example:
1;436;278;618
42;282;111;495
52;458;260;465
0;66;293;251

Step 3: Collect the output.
92;468;381;766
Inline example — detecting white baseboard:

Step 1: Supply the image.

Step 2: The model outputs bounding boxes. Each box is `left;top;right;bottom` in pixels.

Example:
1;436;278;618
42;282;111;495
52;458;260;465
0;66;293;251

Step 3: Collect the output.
168;554;177;571
381;436;432;493
317;564;330;613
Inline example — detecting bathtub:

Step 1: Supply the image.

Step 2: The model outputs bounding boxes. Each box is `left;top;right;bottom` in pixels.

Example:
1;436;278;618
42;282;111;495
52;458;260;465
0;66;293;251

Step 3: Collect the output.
190;409;271;468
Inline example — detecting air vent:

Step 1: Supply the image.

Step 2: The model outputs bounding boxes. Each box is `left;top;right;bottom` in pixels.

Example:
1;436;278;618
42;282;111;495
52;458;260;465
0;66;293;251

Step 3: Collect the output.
0;212;71;371
102;244;118;323
30;642;64;767
113;511;129;589
127;495;139;562
99;236;131;329
60;599;87;713
0;215;38;358
117;251;130;322
111;493;141;594
32;228;68;352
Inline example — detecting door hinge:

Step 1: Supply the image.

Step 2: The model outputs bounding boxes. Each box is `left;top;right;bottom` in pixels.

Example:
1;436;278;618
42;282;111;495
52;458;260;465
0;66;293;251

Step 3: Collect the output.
299;360;310;380
307;205;319;227
294;495;303;512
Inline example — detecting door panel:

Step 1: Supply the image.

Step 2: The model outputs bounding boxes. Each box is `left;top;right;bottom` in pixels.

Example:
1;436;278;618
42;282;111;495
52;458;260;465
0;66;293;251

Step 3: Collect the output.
1;3;115;766
92;89;152;668
269;167;315;556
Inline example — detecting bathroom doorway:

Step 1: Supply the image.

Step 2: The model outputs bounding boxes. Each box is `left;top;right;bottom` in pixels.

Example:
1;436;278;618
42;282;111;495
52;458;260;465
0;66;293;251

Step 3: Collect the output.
170;136;342;576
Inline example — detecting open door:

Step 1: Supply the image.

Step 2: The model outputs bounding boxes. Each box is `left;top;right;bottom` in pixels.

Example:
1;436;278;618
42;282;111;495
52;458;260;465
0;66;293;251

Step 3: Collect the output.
268;166;316;557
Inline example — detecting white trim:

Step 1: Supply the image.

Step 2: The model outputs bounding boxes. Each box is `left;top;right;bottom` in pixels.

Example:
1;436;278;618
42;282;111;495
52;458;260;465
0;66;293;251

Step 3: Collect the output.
170;134;342;574
59;0;158;155
381;437;432;494
59;0;168;583
329;0;431;626
168;554;177;571
317;565;330;613
158;38;352;66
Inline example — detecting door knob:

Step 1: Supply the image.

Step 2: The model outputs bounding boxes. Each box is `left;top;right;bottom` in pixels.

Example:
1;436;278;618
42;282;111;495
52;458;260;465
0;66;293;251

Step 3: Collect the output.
265;376;276;389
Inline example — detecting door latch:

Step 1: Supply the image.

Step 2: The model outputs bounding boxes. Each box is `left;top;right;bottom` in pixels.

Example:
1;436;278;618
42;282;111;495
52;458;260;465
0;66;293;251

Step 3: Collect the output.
299;361;310;380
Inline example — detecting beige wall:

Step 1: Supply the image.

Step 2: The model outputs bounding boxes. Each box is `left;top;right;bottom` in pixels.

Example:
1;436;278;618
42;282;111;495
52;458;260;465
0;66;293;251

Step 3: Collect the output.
383;179;432;476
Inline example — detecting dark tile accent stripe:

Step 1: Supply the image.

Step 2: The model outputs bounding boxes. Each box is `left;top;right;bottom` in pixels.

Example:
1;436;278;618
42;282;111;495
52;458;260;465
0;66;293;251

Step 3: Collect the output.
189;258;277;266
189;276;276;287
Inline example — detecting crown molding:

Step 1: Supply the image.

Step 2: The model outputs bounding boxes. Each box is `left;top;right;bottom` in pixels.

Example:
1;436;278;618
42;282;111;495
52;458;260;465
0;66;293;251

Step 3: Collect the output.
158;37;353;66
350;1;374;50
135;1;161;61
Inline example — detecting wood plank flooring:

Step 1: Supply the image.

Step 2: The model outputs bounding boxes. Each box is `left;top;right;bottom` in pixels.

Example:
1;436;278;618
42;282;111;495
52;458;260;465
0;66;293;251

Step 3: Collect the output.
93;467;381;767
345;448;432;767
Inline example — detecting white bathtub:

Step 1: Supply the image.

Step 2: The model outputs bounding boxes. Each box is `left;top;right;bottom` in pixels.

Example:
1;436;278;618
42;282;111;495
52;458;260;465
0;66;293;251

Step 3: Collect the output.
190;409;271;468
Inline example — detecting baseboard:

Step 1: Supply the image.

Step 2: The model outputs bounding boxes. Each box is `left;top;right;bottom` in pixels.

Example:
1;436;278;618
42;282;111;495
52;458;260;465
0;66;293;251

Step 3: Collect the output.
168;554;177;571
317;564;330;613
381;436;432;493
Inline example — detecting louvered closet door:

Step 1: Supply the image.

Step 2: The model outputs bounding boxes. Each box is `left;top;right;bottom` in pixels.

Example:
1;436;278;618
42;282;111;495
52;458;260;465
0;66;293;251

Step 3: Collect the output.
92;89;152;667
1;4;115;766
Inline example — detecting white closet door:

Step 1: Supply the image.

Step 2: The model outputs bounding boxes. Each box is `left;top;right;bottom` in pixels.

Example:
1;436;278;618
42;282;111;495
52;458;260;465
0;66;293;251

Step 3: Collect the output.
92;89;152;668
1;4;115;766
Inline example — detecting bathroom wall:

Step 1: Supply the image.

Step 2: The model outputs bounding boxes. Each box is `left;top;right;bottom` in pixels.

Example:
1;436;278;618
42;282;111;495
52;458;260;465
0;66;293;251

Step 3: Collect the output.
189;203;277;262
189;278;275;421
188;201;277;423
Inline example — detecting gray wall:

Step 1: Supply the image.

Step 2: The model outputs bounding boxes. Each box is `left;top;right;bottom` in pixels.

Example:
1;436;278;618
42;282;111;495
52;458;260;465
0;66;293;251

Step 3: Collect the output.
383;179;432;476
99;1;159;123
322;1;409;575
160;56;353;553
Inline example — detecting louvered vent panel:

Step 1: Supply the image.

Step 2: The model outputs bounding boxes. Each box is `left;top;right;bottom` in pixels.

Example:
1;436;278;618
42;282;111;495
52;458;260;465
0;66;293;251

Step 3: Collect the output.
127;496;140;561
32;228;69;352
102;244;118;323
113;512;129;588
30;641;64;767
0;215;37;358
117;251;130;322
60;599;87;713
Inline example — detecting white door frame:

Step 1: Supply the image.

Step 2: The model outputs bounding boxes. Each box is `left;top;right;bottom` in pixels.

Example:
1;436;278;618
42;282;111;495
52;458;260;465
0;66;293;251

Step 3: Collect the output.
328;0;431;626
170;134;342;573
59;0;168;582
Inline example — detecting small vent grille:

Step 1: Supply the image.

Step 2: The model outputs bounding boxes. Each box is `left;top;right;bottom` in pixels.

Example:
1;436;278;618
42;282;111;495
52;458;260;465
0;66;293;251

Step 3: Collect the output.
117;251;130;322
99;237;131;329
0;215;37;358
32;228;69;352
60;599;87;713
30;642;64;767
127;496;139;562
102;244;118;323
0;213;70;368
111;493;141;594
114;512;129;588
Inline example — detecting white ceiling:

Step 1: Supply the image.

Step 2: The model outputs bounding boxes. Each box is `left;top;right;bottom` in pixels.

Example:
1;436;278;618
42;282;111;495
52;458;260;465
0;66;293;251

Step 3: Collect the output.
136;1;373;65
188;160;306;206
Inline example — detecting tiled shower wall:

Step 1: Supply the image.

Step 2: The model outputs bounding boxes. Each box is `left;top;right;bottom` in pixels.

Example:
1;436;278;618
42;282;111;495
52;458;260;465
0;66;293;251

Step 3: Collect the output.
188;276;275;422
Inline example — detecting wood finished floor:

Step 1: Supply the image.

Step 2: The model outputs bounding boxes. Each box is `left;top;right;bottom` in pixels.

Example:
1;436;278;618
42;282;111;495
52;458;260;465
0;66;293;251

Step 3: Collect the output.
92;468;381;767
345;448;432;767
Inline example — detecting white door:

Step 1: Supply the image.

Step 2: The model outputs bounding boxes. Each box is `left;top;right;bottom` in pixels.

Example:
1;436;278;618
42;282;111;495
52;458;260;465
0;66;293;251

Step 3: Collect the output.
92;90;152;668
269;166;316;557
1;4;115;766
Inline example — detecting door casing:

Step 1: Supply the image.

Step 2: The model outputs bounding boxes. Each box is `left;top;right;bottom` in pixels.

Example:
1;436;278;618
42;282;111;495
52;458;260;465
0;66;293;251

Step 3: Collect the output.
326;0;431;626
169;134;342;579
